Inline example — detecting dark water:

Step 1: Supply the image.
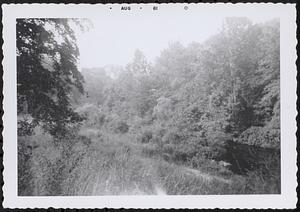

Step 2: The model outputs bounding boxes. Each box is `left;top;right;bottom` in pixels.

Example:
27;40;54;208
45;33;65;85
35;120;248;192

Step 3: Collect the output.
219;140;280;175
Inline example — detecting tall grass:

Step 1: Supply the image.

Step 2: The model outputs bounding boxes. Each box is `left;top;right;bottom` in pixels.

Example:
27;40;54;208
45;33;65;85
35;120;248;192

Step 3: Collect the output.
18;126;90;196
63;143;158;195
61;132;249;195
18;125;280;196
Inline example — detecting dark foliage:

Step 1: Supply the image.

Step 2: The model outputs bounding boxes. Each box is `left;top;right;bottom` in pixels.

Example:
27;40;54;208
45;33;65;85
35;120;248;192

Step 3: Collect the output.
17;19;85;136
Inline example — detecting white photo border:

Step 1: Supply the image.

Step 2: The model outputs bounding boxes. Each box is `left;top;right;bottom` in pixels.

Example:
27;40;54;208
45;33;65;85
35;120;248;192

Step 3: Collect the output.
2;3;297;209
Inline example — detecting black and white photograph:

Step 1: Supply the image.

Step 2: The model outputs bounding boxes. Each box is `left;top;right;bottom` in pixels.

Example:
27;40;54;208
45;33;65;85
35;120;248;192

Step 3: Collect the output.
2;3;297;209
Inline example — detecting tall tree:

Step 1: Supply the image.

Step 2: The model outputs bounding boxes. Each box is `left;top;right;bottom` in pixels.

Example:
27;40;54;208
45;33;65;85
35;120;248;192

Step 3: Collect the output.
17;18;85;136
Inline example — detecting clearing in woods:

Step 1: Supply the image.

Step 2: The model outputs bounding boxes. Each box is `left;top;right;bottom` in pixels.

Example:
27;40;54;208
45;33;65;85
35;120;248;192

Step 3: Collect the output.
63;126;233;196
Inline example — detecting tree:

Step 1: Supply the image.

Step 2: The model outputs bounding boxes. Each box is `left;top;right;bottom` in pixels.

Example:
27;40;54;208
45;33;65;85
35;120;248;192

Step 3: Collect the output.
116;50;155;118
127;49;151;76
17;18;86;136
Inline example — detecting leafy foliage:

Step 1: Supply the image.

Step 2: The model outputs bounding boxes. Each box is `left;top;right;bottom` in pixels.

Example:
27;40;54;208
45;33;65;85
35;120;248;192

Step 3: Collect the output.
84;17;280;176
17;19;86;136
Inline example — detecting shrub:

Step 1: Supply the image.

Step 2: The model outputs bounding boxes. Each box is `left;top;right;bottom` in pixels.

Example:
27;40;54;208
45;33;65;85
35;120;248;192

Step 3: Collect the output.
238;126;280;148
18;126;91;196
98;114;106;126
243;167;280;194
140;129;153;143
114;121;129;133
18;136;35;195
141;143;160;158
18;130;61;195
18;120;36;136
75;103;105;128
78;127;102;143
162;129;184;145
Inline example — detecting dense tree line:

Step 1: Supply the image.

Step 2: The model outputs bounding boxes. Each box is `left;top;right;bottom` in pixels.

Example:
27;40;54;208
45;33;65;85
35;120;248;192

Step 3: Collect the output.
83;17;280;177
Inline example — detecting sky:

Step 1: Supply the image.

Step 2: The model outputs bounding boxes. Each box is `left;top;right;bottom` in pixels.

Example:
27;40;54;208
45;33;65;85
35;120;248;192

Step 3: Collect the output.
75;4;281;68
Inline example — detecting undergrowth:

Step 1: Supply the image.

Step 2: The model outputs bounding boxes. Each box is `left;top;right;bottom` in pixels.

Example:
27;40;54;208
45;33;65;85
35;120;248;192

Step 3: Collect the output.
18;126;280;196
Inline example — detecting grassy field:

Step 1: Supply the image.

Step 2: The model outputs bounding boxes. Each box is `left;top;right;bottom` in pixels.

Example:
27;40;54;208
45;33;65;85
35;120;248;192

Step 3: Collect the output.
61;132;241;195
18;125;279;196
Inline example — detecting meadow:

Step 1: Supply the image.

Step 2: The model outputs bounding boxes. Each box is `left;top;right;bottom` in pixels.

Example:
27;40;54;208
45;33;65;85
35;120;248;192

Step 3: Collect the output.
18;122;279;196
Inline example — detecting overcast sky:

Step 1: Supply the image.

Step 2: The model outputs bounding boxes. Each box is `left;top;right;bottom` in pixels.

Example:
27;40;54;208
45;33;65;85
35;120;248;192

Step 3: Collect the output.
75;4;281;68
